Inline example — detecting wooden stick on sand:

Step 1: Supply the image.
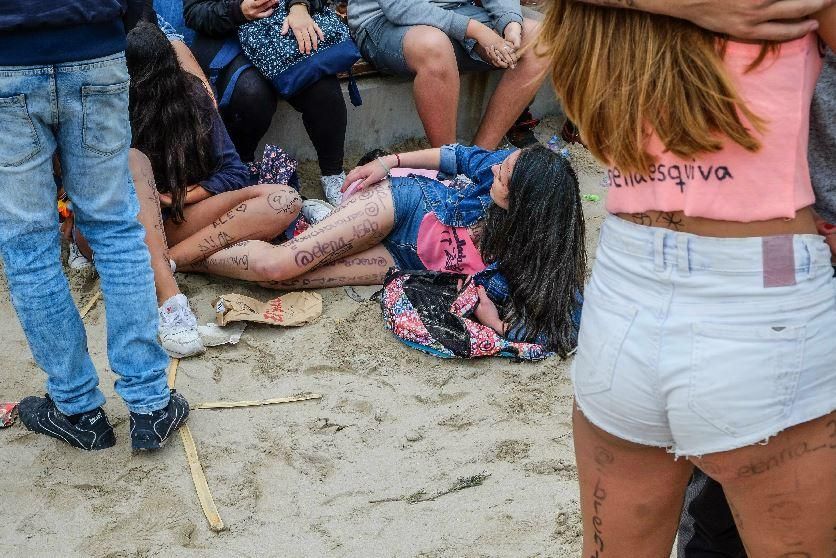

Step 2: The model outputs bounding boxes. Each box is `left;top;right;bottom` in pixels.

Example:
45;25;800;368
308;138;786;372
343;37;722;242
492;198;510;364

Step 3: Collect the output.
180;425;225;532
167;358;179;389
167;357;225;532
78;290;102;319
194;393;322;410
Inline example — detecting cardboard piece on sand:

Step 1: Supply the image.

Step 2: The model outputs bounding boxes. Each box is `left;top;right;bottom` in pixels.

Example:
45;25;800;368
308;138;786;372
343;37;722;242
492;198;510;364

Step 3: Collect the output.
214;292;322;327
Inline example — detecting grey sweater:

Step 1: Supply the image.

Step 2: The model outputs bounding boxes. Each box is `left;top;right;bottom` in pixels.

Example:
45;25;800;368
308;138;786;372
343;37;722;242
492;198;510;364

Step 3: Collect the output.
810;51;835;223
347;0;522;43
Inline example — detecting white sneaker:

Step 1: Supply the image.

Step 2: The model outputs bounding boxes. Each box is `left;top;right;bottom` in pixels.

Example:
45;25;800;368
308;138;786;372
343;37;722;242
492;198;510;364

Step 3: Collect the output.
68;242;92;270
158;293;205;358
301;199;334;225
320;172;346;206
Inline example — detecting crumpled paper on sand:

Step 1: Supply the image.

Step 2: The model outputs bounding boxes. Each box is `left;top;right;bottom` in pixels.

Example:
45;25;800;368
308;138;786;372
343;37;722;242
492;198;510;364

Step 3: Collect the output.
197;322;247;347
214;292;322;327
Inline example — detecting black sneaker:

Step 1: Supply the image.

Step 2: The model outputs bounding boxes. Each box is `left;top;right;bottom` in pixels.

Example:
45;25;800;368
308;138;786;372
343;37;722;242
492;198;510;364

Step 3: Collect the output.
129;390;189;451
18;395;116;451
505;108;541;148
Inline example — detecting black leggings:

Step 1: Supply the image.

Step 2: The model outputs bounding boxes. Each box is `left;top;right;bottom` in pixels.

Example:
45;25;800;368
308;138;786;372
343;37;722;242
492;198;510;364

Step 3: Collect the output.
678;470;746;558
192;35;347;175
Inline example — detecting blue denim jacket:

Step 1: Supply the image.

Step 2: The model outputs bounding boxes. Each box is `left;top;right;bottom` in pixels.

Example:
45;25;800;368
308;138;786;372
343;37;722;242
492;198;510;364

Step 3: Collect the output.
419;143;516;228
425;144;583;343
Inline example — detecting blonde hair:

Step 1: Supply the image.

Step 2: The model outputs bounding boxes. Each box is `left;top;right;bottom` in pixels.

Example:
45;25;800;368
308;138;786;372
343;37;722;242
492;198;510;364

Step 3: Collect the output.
536;2;770;173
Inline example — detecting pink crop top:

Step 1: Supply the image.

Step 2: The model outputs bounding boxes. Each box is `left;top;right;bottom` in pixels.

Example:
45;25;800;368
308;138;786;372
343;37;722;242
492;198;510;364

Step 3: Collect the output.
605;33;824;222
417;213;487;275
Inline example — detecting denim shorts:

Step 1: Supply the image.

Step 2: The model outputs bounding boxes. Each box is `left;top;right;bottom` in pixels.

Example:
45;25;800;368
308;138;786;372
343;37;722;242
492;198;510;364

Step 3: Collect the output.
355;5;495;76
381;177;432;270
572;215;836;457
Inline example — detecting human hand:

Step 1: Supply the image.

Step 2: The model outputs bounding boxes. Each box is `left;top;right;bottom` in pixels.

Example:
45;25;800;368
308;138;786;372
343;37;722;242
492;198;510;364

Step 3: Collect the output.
158;192;173;207
813;210;836;263
342;157;392;193
281;4;325;54
503;21;523;49
241;0;278;21
475;28;517;69
664;0;832;41
184;185;212;204
473;285;505;334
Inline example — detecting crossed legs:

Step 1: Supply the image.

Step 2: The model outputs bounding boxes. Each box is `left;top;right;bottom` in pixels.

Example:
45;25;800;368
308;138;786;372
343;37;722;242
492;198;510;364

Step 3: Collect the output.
180;182;397;288
78;149;301;304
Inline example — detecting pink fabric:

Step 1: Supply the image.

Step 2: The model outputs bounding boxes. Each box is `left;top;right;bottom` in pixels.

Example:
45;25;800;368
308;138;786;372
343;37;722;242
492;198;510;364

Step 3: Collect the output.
344;168;439;199
417;213;487;274
605;34;823;222
391;168;437;179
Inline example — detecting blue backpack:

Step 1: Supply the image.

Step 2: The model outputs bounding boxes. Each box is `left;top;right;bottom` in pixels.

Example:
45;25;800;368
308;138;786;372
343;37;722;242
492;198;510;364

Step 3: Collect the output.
209;2;361;108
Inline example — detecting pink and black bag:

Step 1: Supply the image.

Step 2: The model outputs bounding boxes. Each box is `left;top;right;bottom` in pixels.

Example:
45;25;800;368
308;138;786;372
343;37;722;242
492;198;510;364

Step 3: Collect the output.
379;269;550;361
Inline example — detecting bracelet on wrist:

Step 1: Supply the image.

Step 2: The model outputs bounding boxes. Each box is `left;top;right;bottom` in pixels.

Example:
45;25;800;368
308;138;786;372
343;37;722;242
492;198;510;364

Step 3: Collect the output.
376;157;391;177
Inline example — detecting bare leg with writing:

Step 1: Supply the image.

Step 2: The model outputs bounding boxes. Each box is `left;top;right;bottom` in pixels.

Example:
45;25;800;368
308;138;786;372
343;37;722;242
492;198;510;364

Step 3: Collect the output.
165;183;301;268
178;182;396;284
573;403;693;558
690;412;836;557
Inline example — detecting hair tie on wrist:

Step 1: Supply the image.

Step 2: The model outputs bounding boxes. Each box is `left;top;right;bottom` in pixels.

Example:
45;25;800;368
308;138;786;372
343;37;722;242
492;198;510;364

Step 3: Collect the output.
376;157;391;177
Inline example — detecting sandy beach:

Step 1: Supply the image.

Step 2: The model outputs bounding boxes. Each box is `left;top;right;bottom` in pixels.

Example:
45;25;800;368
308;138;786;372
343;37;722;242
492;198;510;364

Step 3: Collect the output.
0;121;611;557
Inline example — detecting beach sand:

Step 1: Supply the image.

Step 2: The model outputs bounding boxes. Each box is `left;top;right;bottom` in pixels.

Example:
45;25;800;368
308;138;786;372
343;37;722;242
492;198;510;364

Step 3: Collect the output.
0;119;615;557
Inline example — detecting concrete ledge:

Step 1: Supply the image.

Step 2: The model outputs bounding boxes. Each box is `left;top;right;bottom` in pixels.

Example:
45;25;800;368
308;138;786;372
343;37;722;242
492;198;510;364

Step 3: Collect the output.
260;71;564;161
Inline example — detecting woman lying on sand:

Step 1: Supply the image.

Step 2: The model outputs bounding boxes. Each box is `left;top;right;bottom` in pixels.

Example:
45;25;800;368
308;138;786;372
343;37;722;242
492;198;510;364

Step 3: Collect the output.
180;144;586;357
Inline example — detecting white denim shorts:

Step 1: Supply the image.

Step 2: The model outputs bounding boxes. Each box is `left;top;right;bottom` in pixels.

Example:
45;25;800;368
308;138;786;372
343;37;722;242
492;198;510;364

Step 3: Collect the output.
571;215;836;457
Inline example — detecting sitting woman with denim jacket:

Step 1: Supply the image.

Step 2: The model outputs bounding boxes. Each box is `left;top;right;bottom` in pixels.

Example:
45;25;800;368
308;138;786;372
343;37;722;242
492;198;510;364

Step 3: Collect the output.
177;143;587;357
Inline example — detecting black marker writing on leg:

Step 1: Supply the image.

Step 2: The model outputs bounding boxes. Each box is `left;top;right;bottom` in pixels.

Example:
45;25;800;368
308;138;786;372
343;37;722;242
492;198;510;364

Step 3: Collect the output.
590;478;607;557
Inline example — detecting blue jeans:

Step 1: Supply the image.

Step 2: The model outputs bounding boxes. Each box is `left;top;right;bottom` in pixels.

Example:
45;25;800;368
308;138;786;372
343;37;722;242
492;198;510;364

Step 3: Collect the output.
356;5;495;77
154;0;195;46
381;177;433;270
0;53;171;415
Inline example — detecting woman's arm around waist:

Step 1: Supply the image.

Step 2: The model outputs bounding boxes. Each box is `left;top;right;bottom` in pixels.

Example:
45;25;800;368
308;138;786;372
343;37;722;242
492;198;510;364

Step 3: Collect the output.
816;3;836;48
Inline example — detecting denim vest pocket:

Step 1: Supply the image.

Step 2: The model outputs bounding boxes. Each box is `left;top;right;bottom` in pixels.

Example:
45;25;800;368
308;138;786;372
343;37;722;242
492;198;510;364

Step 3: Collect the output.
688;323;804;437
572;289;638;395
0;94;40;167
81;81;130;156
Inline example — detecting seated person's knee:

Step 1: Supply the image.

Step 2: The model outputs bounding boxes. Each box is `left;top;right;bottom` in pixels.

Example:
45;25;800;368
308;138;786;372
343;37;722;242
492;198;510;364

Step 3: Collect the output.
522;18;540;38
262;185;302;215
250;255;289;283
404;27;457;71
255;185;302;239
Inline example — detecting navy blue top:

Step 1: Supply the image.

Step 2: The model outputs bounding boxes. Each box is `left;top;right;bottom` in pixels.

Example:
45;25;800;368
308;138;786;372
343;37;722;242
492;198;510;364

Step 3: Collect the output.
196;86;252;194
0;0;145;66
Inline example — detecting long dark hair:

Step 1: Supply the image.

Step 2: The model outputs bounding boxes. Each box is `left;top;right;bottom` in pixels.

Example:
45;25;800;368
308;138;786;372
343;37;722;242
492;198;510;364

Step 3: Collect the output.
126;22;215;222
480;145;587;358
